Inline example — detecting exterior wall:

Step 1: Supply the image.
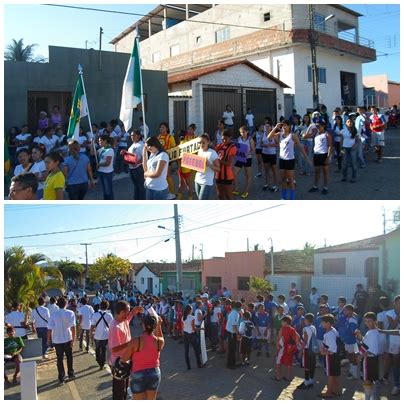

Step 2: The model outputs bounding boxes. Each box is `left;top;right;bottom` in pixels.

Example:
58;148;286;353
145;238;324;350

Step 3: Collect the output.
160;271;201;297
388;83;400;107
362;75;390;108
266;274;302;301
134;266;160;295
384;230;400;294
202;251;266;300
4;46;168;135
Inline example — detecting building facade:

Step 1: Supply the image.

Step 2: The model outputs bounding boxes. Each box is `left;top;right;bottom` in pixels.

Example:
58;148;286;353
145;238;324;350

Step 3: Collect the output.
111;4;376;117
363;74;400;108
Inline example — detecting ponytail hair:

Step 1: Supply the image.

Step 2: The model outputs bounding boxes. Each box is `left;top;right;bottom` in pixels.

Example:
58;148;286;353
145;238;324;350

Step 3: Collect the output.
45;151;64;164
183;304;192;321
143;315;157;335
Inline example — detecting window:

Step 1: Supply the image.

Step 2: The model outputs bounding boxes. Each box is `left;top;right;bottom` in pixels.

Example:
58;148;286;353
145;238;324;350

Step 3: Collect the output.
170;44;180;57
196;36;202;44
152;51;160;63
307;66;327;84
215;27;230;43
206;276;221;292
238;276;250;291
263;12;271;22
322;258;346;275
167;275;177;292
183;277;195;290
314;13;326;32
141;277;144;284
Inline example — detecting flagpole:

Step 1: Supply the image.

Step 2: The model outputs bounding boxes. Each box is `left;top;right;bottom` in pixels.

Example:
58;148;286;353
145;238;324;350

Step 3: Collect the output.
136;31;147;138
78;64;98;164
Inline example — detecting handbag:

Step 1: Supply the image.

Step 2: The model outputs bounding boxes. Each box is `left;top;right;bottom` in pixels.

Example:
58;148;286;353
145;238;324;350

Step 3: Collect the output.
111;356;131;380
123;152;137;165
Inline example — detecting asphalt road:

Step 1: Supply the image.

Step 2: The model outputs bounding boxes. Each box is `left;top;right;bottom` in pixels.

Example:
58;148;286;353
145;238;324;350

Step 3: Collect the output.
84;128;400;201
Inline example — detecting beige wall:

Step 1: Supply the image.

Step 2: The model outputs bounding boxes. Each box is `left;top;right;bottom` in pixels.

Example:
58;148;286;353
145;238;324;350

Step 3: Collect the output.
388;82;400;107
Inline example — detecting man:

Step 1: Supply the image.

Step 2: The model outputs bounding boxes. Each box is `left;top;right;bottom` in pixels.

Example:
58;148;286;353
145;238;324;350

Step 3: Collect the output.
369;106;386;163
5;302;28;339
91;300;113;370
8;172;38;200
4;326;25;385
31;297;51;359
108;300;144;399
222;287;232;299
47;297;76;384
77;297;94;352
47;296;59;316
355;106;369;168
226;301;241;369
309;287;320;316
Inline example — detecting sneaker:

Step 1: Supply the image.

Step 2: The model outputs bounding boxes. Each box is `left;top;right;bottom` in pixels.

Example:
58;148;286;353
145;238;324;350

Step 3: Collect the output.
255;172;262;178
270;186;279;193
232;191;240;196
308;186;319;193
167;193;176;200
391;386;400;395
241;192;249;199
68;373;76;380
322;188;329;195
262;185;270;191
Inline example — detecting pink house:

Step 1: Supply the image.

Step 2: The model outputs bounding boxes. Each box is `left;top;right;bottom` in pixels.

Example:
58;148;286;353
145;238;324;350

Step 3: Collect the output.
202;251;267;299
363;74;400;108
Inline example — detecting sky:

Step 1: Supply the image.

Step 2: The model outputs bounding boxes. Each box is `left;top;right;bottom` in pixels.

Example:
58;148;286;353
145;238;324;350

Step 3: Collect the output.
4;202;400;265
2;2;400;81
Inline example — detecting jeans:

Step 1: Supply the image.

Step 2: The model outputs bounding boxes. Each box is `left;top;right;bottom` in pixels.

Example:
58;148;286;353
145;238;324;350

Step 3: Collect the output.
129;167;146;200
112;376;129;400
79;329;90;351
115;146;127;173
195;182;213;200
334;142;342;170
98;171;114;200
209;322;219;350
130;367;161;393
94;339;108;367
67;183;88;200
184;332;201;368
54;341;74;382
342;147;357;180
226;331;237;367
145;187;168;200
36;327;48;355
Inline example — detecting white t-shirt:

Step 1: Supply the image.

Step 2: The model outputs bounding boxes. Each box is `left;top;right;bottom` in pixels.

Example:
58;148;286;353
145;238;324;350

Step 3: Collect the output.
195;148;219;186
14;163;35;177
119;132;129;147
78;304;95;330
362;329;380;356
5;311;27;337
91;310;113;340
342;127;357;148
31;306;50;328
309;292;320;305
323;327;339;353
31;160;46;191
16;133;32;152
40;135;59;154
47;308;76;344
145;152;169;191
47;303;59;315
183;314;195;334
128;141;144;169
279;302;289;315
303;325;316;349
210;307;221;323
245;113;254;127
194;308;203;326
78;135;88;153
222;111;234;126
386;309;400;353
97;147;115;173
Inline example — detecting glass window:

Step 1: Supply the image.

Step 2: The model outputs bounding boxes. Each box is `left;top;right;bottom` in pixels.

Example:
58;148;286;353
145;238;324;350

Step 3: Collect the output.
314;13;326;32
307;66;327;84
238;276;250;291
322;258;346;275
215;27;230;43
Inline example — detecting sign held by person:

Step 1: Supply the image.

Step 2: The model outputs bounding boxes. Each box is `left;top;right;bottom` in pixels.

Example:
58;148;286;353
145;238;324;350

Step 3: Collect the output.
181;153;206;173
167;137;201;161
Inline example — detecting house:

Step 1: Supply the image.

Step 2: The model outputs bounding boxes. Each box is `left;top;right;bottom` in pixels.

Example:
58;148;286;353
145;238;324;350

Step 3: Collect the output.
4;46;168;135
363;74;400;108
111;4;376;121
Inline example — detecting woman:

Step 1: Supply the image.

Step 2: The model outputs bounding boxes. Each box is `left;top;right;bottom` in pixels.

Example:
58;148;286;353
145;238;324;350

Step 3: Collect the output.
261;123;279;192
233;125;255;199
215;130;237;200
38;111;49;131
31;145;47;199
253;125;264;178
182;304;203;370
143;136;169;200
13;149;34;177
121;315;164;400
268;121;310;200
122;130;145;200
43;151;65;200
63;140;95;200
97;132;115;200
307;121;333;195
333;115;344;172
178;124;197;200
194;134;220;200
299;114;313;176
341;117;360;183
222;105;235;131
215;120;225;147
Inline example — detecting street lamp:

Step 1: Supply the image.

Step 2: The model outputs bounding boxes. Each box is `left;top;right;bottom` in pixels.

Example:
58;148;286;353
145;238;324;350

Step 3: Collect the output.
309;5;335;111
268;237;274;277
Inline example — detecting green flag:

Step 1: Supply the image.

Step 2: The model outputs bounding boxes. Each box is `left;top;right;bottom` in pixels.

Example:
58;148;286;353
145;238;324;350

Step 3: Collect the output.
67;75;88;140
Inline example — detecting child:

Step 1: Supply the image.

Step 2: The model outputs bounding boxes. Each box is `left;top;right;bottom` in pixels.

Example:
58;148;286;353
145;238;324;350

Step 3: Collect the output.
355;312;380;400
376;296;391;383
314;304;329;366
254;304;271;357
274;305;285;341
340;304;360;379
277;294;289;315
292;306;306;337
334;296;347;332
320;314;342;398
386;295;400;396
274;316;300;381
239;311;254;365
290;295;304;317
297;313;317;390
43;151;65;200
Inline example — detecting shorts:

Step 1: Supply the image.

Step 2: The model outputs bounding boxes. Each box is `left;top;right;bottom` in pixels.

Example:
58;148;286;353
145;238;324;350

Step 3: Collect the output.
313;153;328;167
235;158;252;168
362;356;379;382
240;336;252;355
257;326;270;340
371;132;385;147
324;353;341;377
130;367;161;393
345;343;359;354
256;149;262;155
388;337;400;355
302;349;316;370
4;354;22;363
216;179;233;185
262;154;277;165
279;158;295;170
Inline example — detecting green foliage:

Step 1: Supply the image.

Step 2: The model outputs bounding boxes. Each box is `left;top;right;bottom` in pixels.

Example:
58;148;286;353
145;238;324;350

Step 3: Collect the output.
88;254;132;286
248;276;273;295
4;38;46;62
4;246;64;310
303;242;316;256
57;260;83;282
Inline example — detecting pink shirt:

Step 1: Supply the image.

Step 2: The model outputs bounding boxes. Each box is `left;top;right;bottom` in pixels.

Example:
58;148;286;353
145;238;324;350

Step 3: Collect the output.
108;318;132;365
132;334;161;373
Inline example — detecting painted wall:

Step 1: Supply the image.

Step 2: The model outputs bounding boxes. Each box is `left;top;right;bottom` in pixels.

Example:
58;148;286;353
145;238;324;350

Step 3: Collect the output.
384;229;400;295
160;271;201;297
135;266;160;296
388;83;400;107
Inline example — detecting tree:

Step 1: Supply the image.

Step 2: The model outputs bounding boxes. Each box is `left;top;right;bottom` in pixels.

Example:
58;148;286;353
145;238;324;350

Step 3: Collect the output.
4;246;64;310
88;254;132;286
248;276;273;295
303;242;316;256
56;260;83;285
4;38;46;62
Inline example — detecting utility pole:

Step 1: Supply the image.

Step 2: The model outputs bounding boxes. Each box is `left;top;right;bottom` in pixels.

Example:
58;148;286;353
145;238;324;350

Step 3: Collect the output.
192;244;194;261
174;205;183;292
80;243;91;291
309;4;319;111
200;244;204;273
382;207;387;289
99;27;104;71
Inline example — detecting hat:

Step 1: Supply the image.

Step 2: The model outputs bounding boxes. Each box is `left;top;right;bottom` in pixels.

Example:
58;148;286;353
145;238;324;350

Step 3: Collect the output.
201;293;209;299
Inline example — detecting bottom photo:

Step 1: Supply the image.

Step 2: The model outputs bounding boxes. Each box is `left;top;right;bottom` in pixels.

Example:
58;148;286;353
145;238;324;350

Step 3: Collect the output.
3;202;400;401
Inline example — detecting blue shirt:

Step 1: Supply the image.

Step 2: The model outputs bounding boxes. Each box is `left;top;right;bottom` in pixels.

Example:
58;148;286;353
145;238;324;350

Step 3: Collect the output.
290;303;305;317
333;307;346;331
255;312;270;327
339;315;358;344
315;316;326;341
264;300;278;315
65;154;90;185
226;309;240;333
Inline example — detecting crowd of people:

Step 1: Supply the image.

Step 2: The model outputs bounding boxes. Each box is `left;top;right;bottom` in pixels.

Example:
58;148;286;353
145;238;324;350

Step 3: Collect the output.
4;281;400;400
6;103;398;201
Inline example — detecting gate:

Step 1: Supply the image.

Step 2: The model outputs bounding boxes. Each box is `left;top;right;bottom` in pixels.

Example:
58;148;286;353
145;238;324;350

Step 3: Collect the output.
246;89;277;127
173;100;188;135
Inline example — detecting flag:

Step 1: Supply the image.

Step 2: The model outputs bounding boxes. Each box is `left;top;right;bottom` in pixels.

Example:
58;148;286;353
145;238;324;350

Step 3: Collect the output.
67;75;88;140
119;37;142;131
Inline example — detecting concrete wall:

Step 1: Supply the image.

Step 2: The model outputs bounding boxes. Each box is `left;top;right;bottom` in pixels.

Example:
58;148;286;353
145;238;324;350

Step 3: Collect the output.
388;83;400;107
135;266;160;296
4;46;168;136
384;231;400;295
266;274;302;301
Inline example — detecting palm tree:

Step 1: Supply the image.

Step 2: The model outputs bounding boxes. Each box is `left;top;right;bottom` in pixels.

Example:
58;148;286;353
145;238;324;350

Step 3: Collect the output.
4;246;64;310
4;38;46;62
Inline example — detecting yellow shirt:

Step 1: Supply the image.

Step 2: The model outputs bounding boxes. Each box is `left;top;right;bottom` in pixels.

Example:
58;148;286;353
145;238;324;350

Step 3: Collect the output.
158;134;176;151
44;171;65;200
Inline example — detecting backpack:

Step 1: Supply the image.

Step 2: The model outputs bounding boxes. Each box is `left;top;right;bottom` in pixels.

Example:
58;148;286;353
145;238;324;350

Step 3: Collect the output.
308;329;320;354
244;320;254;338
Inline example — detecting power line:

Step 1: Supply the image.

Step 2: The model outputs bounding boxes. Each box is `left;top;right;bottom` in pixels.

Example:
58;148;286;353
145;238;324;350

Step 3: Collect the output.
125;238;168;259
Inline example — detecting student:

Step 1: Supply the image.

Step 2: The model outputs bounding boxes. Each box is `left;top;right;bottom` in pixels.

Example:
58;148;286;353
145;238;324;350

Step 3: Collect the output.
314;305;329;365
297;313;317;390
274;305;285;340
77;297;95;352
182;304;202;370
30;144;47;199
5;302;28;339
320;314;342;398
309;287;320;316
13;148;34;177
4;326;25;385
369;106;386;163
341;117;360;183
277;294;289;315
239;311;254;365
43;151;65;200
245;108;255;135
97;133;115;200
355;312;380;400
261;121;279;192
253;125;264;178
31;297;50;359
376;296;391;383
292;306;305;337
226;301;241;369
334;297;347;332
209;300;221;351
222;104;235;129
386;295;400;396
254;304;271;357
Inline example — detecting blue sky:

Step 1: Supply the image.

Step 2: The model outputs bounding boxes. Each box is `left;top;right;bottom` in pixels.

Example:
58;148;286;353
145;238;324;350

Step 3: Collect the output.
3;3;400;81
4;202;399;264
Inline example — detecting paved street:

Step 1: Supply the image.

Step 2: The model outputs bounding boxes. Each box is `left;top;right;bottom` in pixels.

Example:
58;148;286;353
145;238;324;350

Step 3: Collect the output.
84;128;400;201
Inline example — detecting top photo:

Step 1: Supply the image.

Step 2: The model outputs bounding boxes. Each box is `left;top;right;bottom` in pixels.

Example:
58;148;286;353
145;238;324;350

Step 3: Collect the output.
4;3;400;201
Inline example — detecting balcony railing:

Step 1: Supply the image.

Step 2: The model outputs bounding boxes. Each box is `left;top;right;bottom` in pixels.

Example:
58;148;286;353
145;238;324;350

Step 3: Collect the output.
337;30;375;49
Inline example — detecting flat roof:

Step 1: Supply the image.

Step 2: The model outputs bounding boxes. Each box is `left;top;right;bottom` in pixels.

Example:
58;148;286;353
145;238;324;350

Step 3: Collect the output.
333;5;363;18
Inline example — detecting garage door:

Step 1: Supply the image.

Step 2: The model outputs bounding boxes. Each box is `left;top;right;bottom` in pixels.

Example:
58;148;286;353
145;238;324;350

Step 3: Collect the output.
245;89;277;127
173;100;188;134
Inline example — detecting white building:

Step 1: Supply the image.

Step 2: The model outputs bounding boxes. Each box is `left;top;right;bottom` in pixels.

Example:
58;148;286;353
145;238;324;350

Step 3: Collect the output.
111;4;376;121
131;264;162;296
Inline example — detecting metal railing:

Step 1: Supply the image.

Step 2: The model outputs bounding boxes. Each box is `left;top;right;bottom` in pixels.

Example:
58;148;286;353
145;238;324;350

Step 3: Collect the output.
337;30;375;48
